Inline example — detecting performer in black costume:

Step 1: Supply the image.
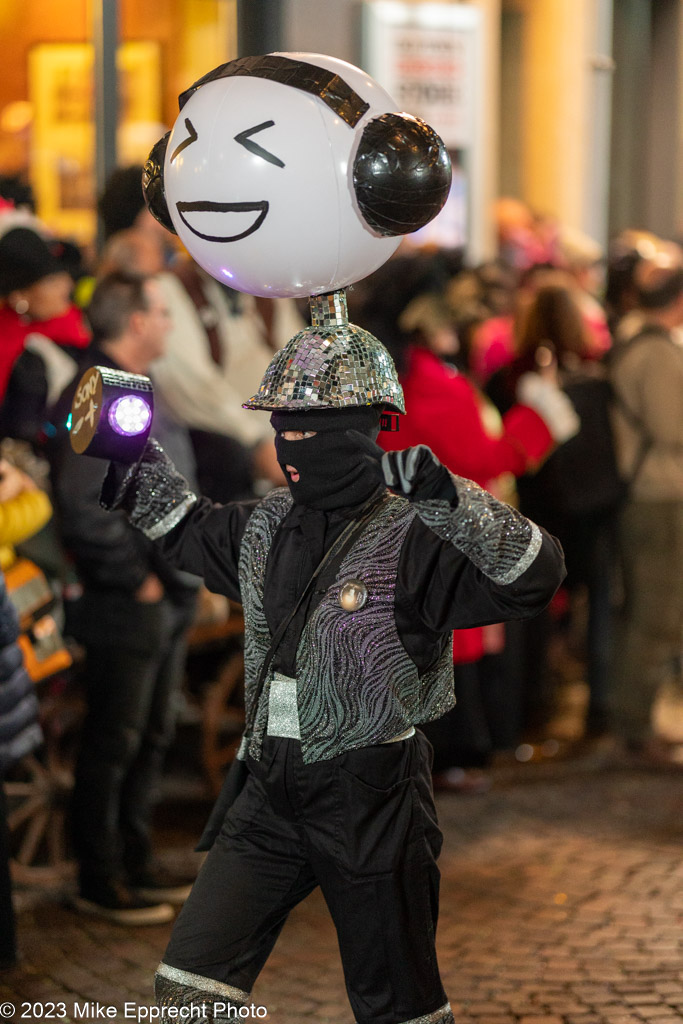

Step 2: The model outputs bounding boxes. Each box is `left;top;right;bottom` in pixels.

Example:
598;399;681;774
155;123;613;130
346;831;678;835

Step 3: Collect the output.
77;49;566;1024
101;289;565;1024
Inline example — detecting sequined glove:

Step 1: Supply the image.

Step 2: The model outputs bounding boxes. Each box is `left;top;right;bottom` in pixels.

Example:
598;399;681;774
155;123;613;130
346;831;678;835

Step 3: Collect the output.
100;438;197;540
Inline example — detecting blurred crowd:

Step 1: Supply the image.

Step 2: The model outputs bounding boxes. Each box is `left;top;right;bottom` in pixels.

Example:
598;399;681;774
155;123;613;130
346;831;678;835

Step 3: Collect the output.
0;169;683;944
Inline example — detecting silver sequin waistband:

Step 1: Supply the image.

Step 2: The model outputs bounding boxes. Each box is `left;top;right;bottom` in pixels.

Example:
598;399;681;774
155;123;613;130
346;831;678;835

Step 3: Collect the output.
267;673;301;740
266;672;415;744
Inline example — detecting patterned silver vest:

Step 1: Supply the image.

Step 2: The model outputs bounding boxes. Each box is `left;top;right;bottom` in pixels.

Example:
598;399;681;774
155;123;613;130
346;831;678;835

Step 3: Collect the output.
238;488;455;764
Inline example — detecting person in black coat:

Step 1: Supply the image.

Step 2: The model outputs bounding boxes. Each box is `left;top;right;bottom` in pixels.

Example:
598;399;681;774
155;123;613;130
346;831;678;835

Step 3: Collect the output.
0;571;43;967
486;282;619;739
48;272;200;925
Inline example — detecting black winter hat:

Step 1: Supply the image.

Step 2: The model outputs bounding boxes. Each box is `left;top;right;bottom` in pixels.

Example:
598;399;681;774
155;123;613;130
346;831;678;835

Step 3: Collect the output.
0;227;67;297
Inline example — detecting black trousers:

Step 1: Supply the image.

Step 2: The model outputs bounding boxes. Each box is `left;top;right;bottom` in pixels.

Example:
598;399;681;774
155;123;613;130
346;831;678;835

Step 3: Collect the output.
163;732;450;1024
70;590;195;885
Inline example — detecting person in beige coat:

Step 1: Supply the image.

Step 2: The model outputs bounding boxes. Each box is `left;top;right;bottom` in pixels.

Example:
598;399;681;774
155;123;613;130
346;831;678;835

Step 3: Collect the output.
152;261;303;494
608;243;683;766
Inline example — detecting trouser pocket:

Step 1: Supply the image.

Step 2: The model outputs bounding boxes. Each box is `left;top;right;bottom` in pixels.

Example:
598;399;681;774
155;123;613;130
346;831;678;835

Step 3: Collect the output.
336;739;420;876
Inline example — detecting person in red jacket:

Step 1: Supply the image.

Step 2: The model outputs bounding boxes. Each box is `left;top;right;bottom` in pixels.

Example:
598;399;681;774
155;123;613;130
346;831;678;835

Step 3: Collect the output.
0;212;91;444
378;291;577;788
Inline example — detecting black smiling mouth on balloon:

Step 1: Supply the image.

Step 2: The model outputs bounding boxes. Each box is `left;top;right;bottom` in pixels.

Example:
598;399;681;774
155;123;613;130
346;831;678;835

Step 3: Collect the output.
175;201;269;242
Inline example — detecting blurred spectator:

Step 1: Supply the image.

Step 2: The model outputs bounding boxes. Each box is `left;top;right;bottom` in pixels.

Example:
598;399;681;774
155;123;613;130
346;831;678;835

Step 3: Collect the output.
446;259;519;325
348;249;463;366
0;460;49;967
607;243;683;767
555;225;611;352
71;228;168;312
0;458;52;571
555;225;604;296
604;229;662;331
377;287;577;787
0;173;36;214
47;271;199;923
487;284;620;739
98;165;175;261
96;165;299;498
153;256;299;499
0;212;90;444
387;291;572;481
99;228;166;278
493;197;560;272
468;264;609;386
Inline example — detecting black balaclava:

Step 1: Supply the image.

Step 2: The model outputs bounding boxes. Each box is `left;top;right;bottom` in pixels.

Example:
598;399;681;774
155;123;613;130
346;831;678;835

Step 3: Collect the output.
271;406;383;511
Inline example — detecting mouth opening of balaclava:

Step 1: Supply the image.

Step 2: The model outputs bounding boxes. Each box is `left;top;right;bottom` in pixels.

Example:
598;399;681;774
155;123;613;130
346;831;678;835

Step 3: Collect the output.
270;406;383;510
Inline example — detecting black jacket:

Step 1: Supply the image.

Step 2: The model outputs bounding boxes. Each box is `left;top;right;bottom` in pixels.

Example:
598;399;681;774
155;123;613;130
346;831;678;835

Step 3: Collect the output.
157;490;565;676
0;574;42;774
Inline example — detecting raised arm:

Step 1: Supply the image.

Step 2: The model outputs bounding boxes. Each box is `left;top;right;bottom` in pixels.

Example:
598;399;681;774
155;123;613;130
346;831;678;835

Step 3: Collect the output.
354;437;566;633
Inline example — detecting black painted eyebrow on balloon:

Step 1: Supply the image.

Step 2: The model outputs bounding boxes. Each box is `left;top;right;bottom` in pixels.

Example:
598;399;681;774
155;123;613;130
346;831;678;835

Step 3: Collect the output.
170;118;198;163
178;54;370;129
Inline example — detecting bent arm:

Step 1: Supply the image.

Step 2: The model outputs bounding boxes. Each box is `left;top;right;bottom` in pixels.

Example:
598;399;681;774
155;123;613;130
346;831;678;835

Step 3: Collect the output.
101;439;255;601
400;476;565;633
413;475;544;586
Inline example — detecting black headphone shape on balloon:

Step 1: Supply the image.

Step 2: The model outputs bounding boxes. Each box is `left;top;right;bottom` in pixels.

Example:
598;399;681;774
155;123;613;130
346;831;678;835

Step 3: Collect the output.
142;54;452;239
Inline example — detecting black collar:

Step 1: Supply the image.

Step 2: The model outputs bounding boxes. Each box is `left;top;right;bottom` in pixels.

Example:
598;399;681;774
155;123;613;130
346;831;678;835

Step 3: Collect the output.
279;484;387;529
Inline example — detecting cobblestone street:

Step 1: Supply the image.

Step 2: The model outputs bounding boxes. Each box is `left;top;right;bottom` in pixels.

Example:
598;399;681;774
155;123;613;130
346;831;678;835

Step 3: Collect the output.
2;755;683;1024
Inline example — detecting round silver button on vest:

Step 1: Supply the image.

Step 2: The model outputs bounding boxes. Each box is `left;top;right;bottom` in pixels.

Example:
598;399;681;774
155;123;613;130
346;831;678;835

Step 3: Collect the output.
338;579;368;611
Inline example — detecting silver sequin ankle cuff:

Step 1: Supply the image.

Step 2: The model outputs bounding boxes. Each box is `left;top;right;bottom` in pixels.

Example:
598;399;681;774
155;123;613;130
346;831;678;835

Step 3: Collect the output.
155;962;250;1004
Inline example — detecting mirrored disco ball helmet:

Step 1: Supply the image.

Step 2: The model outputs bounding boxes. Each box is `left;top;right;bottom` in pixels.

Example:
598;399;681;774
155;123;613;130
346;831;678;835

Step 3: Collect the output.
243;290;404;419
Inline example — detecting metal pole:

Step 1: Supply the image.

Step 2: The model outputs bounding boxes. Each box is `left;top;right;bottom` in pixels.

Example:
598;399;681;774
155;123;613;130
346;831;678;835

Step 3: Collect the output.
237;0;285;57
93;0;119;251
584;0;614;250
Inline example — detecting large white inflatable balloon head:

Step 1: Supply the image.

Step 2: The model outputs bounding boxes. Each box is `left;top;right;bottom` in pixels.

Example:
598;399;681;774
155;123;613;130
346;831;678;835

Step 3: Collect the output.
142;52;451;298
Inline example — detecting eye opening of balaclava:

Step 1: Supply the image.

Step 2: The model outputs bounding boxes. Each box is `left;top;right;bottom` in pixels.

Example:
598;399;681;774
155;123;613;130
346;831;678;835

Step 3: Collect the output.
270;406;383;510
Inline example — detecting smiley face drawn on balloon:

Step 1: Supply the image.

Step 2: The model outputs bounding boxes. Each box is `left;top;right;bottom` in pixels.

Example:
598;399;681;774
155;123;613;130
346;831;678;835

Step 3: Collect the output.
144;52;451;299
170;118;280;243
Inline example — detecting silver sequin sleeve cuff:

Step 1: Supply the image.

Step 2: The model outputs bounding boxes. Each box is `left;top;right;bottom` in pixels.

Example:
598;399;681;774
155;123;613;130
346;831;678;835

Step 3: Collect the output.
100;439;197;540
414;474;543;585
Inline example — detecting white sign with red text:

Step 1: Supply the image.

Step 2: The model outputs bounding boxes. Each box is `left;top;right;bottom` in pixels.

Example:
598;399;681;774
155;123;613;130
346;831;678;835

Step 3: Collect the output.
362;2;481;150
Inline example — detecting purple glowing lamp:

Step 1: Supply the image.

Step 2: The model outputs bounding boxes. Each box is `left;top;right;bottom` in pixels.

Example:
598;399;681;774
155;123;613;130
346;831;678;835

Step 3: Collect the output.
70;366;154;462
108;395;153;436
